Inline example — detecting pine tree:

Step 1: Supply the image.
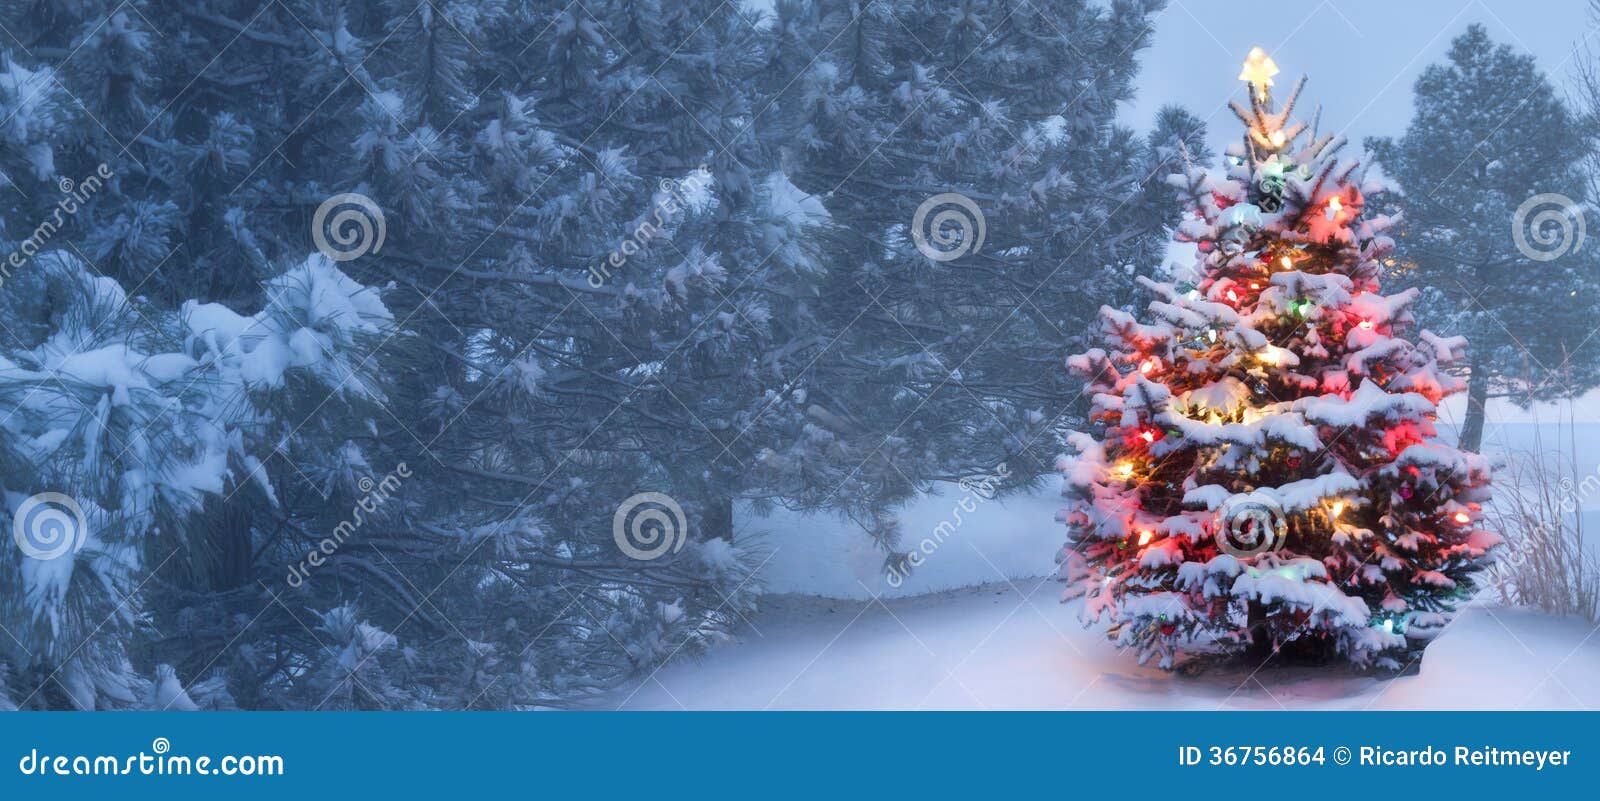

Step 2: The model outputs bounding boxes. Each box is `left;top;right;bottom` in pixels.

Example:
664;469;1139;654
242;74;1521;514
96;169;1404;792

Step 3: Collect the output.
0;248;391;708
0;0;809;707
1368;25;1600;453
0;0;1212;706
752;0;1189;555
1059;49;1501;671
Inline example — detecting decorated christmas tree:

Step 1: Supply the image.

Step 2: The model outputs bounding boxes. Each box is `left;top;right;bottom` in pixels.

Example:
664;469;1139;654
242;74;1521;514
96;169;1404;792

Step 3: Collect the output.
1057;49;1501;671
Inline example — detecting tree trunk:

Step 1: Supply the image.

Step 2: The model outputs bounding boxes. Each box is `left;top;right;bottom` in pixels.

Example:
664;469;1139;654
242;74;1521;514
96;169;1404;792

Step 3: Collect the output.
1244;600;1273;665
701;495;735;543
1459;355;1489;453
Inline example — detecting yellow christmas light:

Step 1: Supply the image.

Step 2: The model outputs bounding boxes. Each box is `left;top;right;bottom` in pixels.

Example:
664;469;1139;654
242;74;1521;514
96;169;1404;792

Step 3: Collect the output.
1239;46;1279;102
1330;501;1346;518
1114;461;1135;480
1137;529;1154;546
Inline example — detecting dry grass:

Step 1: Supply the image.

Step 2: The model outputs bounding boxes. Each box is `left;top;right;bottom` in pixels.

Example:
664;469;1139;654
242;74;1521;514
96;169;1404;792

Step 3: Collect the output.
1483;432;1600;623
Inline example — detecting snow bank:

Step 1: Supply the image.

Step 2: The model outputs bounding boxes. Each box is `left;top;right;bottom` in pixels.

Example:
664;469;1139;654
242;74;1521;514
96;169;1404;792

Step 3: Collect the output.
600;580;1600;710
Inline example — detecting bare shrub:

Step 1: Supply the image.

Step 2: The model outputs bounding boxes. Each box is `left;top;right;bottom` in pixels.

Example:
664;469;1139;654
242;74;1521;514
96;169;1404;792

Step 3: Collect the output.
1483;429;1600;622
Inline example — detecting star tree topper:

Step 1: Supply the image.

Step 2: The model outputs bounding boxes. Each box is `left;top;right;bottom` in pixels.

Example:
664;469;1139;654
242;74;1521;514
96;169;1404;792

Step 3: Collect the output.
1239;46;1279;101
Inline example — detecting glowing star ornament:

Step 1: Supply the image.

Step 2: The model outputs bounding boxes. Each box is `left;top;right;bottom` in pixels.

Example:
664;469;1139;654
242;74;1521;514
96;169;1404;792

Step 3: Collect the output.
1239;47;1279;101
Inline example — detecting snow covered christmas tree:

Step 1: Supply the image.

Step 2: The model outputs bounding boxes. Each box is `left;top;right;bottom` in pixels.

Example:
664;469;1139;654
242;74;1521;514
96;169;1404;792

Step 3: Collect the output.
1058;49;1501;671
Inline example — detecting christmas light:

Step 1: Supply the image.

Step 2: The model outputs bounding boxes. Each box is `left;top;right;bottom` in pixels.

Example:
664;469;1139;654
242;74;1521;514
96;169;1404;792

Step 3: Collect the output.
1114;461;1135;480
1453;511;1471;525
1139;358;1158;375
1137;530;1154;546
1269;130;1286;148
1239;47;1279;101
1139;429;1156;444
1358;320;1375;330
1280;255;1293;270
1226;288;1239;302
1326;196;1343;220
1330;500;1346;518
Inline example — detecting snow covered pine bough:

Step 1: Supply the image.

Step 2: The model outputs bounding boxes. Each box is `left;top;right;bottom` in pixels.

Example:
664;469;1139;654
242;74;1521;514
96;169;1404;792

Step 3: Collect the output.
1057;49;1500;671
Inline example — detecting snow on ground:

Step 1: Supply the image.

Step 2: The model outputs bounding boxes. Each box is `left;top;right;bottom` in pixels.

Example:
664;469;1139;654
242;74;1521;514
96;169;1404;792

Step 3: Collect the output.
707;415;1600;710
602;578;1600;710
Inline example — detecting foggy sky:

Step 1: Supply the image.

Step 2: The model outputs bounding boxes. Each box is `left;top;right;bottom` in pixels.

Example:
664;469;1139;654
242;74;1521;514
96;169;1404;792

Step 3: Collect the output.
1122;0;1595;157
